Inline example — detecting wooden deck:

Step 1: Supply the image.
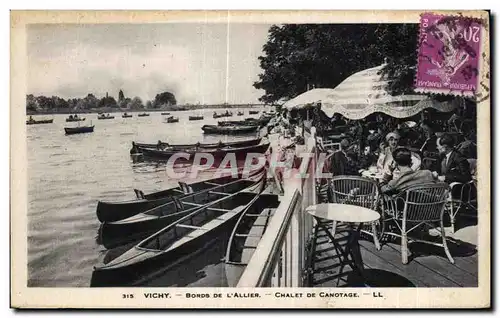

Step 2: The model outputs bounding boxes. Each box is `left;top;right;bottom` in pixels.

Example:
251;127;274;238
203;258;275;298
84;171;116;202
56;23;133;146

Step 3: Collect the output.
310;224;478;287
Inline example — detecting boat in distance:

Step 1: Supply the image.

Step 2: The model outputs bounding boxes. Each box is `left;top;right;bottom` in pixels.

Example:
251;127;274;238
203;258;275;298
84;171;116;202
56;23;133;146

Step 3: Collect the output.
161;112;171;115
248;110;259;115
138;113;150;117
98;114;115;120
224;194;280;287
96;173;259;223
98;171;265;249
201;124;260;135
66;114;86;122
91;191;264;287
189;115;204;121
122;113;133;118
26;117;53;125
133;141;270;162
164;116;179;123
64;125;95;135
131;138;262;152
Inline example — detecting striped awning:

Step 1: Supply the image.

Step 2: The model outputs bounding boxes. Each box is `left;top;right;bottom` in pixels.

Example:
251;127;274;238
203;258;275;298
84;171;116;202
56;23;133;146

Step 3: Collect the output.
284;64;457;119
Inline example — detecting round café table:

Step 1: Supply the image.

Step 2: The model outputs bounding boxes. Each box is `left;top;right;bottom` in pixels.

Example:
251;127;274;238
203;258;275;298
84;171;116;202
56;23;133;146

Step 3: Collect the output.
306;203;380;286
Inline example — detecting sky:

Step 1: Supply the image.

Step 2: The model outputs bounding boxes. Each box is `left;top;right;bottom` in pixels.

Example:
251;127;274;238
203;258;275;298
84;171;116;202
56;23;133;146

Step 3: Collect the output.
27;23;272;105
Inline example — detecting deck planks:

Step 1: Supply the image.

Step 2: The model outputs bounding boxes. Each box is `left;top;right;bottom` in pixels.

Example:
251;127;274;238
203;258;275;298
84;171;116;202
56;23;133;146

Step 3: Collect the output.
311;226;478;288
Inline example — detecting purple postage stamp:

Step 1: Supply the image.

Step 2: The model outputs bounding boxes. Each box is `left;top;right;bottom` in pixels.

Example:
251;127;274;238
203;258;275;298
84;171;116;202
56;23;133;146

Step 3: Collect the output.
415;13;483;96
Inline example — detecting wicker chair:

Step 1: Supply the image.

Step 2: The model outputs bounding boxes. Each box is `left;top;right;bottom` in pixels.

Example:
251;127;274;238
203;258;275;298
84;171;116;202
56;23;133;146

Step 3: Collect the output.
379;182;453;264
328;176;381;250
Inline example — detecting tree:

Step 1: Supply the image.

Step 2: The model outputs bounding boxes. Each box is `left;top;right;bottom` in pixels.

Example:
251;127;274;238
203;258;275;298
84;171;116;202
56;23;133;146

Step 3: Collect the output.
26;94;37;111
98;96;118;108
128;97;144;109
253;24;432;104
153;91;177;108
118;89;125;102
145;100;153;109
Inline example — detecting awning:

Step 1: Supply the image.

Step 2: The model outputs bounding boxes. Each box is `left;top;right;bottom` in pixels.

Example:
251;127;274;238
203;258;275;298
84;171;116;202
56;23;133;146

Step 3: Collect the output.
283;64;458;119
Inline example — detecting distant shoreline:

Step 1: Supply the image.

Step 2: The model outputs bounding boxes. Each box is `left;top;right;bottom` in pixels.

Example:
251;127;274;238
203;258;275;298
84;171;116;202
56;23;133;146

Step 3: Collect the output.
26;104;272;115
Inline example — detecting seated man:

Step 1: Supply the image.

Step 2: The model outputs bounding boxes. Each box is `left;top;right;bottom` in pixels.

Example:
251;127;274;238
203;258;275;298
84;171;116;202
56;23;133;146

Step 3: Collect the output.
380;148;436;195
330;139;358;176
434;133;472;184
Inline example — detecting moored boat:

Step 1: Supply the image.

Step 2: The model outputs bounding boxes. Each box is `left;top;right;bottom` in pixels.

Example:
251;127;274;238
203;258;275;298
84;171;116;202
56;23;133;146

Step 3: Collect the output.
131;138;262;152
189;115;204;121
164;116;179;123
26;116;53;125
91;190;264;287
96;173;257;223
98;114;115;120
64;125;94;135
122;113;133;118
249;110;259;115
161;112;171;115
217;120;262;127
133;141;270;163
98;170;266;249
66;114;85;122
224;194;280;287
237;111;244;116
202;124;259;135
138;113;150;117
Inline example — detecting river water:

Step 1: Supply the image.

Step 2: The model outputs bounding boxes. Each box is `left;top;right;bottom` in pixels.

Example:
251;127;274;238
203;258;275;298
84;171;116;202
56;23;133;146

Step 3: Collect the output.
27;107;266;287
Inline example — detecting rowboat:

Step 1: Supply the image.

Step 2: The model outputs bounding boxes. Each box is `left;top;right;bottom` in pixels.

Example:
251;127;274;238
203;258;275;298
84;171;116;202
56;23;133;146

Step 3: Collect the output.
213;111;233;119
131;138;262;152
133;141;270;162
98;171;266;249
66;115;85;122
202;124;260;135
161;112;171;115
91;189;265;287
98;114;115;120
26;118;53;125
96;173;257;223
122;113;133;118
164;116;179;123
189;115;204;121
64;125;94;135
138;113;150;117
224;194;280;287
249;110;259;115
237;111;244;116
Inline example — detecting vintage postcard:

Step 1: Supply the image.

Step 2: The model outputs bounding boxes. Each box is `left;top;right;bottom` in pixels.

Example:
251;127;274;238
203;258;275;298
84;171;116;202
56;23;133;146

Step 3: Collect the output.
11;10;490;309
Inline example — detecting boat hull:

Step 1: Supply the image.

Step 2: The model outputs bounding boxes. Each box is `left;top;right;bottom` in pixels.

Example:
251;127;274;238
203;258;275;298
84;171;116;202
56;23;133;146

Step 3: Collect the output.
65;118;85;122
64;126;94;135
26;119;54;125
92;192;263;287
133;138;261;150
202;124;259;135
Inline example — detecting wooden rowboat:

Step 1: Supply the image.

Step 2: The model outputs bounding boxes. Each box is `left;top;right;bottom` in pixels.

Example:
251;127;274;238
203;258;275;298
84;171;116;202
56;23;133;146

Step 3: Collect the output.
138;113;150;117
249;110;259;115
98;170;266;249
161;112;171;115
189;115;204;121
122;113;133;118
26;118;53;125
217;120;262;127
131;138;261;151
64;125;94;135
224;194;280;287
96;173;256;223
91;187;265;286
202;124;259;135
164;116;179;123
98;114;115;120
134;142;270;162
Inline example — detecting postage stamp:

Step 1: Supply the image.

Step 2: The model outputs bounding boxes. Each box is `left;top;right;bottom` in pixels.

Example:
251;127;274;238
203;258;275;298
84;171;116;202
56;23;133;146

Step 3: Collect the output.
415;13;483;96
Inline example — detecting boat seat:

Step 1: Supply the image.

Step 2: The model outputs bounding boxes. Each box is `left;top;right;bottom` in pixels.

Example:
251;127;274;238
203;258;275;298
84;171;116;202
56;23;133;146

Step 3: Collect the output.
179;182;194;194
204;182;221;186
235;233;263;238
207;207;231;212
209;191;231;196
183;202;203;207
176;224;209;230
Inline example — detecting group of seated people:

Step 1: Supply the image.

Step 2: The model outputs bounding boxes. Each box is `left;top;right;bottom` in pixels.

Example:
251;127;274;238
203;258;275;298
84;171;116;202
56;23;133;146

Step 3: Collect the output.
330;129;474;196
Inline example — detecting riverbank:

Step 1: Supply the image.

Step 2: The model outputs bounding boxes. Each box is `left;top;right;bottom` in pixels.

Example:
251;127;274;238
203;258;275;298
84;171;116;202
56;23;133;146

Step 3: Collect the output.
27;104;272;115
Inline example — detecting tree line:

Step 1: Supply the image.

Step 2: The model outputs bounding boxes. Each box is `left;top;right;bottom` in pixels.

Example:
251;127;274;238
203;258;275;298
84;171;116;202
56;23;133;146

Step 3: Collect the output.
26;90;177;112
253;24;421;104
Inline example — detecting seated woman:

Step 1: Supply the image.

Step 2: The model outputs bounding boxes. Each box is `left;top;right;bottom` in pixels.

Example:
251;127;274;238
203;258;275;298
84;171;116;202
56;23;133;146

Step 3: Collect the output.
380;148;436;195
377;132;421;179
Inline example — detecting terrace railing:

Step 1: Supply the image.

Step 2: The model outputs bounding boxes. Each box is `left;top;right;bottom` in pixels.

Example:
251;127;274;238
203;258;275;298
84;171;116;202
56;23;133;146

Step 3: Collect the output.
237;128;317;287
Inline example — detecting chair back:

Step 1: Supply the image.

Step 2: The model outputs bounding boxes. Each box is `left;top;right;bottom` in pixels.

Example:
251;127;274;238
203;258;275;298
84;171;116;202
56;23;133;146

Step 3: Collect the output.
399;182;449;222
330;176;379;210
